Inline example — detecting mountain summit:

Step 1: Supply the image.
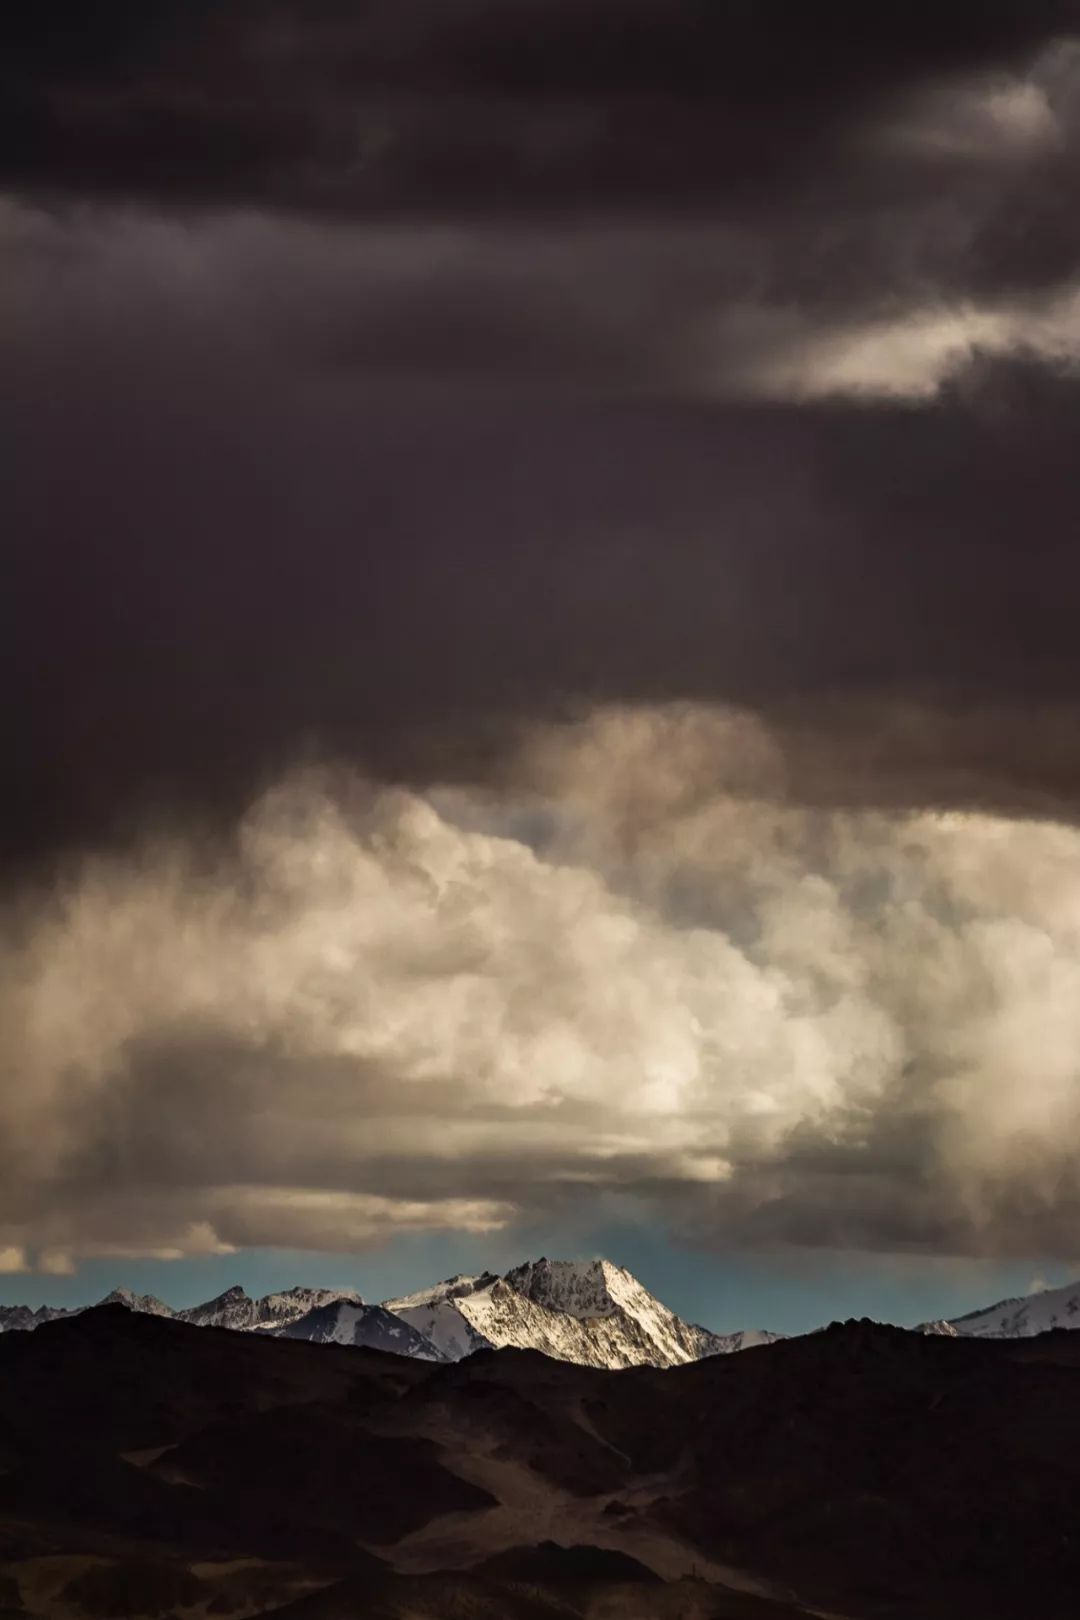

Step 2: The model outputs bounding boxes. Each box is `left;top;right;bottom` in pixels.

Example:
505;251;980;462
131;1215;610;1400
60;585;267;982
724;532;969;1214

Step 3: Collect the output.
381;1256;781;1368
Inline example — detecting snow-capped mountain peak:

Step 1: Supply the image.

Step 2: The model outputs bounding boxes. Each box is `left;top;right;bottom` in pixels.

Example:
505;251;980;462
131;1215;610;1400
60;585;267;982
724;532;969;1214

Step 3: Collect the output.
178;1286;255;1330
496;1256;782;1365
383;1257;781;1370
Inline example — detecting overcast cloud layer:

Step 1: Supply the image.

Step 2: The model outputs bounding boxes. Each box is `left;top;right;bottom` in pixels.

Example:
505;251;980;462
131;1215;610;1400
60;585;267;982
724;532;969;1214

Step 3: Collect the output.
5;2;1080;1271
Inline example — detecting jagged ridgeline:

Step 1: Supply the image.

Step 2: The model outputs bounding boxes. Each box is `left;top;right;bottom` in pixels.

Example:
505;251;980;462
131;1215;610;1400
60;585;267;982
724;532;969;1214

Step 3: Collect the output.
0;1258;781;1367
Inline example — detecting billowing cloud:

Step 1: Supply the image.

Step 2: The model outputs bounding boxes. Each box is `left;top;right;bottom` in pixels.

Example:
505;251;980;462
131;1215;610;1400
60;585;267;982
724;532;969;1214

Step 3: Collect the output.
5;706;1080;1269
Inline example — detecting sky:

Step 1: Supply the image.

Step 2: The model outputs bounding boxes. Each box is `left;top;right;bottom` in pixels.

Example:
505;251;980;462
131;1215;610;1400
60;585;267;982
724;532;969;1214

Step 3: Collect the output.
5;1;1080;1336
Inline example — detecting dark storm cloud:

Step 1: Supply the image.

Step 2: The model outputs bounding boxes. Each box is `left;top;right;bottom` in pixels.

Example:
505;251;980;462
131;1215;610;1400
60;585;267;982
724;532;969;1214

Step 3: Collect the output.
4;199;1080;867
6;0;1080;369
5;1;1074;215
5;2;1080;1269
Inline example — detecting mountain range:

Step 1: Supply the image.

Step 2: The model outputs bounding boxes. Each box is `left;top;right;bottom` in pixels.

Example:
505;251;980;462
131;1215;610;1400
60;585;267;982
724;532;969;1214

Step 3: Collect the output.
0;1258;781;1369
3;1257;1078;1369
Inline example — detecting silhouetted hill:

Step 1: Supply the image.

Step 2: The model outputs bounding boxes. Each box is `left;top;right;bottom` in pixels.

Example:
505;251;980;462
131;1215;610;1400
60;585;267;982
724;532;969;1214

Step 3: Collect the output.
4;1305;1080;1617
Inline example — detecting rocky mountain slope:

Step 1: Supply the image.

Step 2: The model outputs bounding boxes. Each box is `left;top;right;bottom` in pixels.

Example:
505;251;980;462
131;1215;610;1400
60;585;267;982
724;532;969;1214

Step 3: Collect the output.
381;1272;500;1359
277;1298;443;1358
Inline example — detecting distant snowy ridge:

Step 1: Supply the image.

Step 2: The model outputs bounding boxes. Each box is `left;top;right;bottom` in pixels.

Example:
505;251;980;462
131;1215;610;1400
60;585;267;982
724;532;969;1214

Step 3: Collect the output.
919;1277;1080;1340
0;1303;79;1333
0;1283;365;1338
176;1283;365;1332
